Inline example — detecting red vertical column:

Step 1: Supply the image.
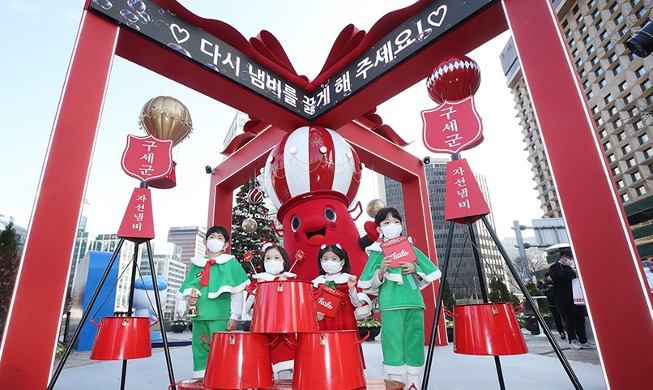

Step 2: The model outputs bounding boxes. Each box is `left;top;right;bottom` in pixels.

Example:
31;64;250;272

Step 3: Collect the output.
502;0;653;387
403;175;447;346
0;12;118;389
210;185;235;240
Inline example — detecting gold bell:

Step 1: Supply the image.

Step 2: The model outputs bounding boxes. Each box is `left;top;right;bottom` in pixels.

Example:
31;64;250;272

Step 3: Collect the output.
188;287;199;317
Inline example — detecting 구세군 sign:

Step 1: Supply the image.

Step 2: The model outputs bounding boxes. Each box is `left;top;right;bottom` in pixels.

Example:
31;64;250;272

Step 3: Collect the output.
89;0;492;120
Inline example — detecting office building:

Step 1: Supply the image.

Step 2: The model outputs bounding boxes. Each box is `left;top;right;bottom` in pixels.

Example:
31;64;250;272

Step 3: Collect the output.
501;0;653;255
223;111;249;156
138;242;186;320
167;226;206;270
68;230;90;291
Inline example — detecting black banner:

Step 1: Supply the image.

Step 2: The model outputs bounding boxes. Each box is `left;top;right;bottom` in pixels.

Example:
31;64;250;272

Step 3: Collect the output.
89;0;492;120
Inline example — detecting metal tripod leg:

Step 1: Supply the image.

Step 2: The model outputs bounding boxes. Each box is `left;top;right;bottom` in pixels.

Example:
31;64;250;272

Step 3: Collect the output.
47;237;126;389
480;215;582;390
422;220;455;390
466;217;506;390
120;240;141;390
144;240;177;389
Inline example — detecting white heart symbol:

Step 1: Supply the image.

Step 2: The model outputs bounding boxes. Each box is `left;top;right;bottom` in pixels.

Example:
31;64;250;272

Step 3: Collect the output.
428;5;447;27
170;24;190;44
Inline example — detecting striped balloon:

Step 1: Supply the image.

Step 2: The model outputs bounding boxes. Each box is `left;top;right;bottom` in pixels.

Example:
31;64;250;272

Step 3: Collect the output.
262;126;361;209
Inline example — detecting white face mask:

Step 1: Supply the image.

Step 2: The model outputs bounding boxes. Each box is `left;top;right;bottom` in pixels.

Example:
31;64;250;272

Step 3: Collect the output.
322;261;343;275
566;259;575;268
206;239;225;253
381;224;403;239
264;260;285;275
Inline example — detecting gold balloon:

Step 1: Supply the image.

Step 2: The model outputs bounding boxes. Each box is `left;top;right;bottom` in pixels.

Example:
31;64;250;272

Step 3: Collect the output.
241;218;258;233
139;96;193;146
366;199;386;219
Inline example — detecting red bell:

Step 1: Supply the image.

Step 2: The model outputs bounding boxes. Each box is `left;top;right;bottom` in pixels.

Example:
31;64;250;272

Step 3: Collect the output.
148;160;176;189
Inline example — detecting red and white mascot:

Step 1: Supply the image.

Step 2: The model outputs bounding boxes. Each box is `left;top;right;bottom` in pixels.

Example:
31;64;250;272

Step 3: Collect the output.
262;126;379;280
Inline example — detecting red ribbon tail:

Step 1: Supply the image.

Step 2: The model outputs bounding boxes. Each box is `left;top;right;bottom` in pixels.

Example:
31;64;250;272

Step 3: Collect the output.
199;264;211;286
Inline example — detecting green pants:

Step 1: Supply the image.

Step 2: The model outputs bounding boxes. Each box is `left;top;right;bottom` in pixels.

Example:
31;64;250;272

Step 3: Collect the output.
380;309;425;372
191;319;229;372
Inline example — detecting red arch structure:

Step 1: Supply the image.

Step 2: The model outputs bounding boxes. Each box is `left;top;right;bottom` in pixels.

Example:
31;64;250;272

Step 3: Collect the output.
1;1;652;389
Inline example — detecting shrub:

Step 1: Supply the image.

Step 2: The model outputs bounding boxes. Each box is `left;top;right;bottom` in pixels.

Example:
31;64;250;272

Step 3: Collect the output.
357;317;381;328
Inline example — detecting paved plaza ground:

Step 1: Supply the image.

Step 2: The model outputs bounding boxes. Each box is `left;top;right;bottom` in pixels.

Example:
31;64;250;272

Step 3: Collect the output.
52;328;606;389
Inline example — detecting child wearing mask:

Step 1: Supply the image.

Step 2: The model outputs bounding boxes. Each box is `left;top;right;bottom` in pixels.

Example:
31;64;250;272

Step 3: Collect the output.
243;242;297;379
358;207;441;390
178;225;250;375
311;244;366;331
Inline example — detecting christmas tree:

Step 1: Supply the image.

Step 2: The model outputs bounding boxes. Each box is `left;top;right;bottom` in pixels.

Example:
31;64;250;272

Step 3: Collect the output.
231;179;280;276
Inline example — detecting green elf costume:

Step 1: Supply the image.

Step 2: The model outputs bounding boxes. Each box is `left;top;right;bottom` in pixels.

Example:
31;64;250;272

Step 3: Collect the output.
358;241;441;382
178;254;250;373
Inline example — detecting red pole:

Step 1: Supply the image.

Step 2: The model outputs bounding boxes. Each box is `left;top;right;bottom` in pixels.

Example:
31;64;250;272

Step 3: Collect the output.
502;0;653;387
0;12;118;389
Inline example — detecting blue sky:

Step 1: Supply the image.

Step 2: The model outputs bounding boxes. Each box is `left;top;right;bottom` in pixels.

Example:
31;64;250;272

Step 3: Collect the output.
0;0;542;242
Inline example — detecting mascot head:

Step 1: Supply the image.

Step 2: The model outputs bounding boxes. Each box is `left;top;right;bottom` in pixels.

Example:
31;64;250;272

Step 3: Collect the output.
261;126;364;278
262;126;362;220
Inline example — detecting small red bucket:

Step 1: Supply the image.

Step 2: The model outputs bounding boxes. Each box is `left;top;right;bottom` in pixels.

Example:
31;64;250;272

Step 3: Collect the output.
90;317;157;360
149;161;177;189
250;280;319;333
293;330;366;390
451;303;527;356
202;331;273;389
261;379;293;389
174;378;208;389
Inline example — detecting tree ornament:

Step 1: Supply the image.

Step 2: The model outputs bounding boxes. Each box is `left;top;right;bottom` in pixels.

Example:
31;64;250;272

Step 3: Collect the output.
241;218;258;233
247;187;264;204
366;199;386;218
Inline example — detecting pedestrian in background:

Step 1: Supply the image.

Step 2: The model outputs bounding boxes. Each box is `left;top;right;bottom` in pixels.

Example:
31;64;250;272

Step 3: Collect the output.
549;248;594;350
539;272;566;340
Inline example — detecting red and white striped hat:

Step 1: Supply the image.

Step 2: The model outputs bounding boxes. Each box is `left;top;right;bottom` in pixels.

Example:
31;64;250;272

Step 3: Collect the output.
262;126;361;211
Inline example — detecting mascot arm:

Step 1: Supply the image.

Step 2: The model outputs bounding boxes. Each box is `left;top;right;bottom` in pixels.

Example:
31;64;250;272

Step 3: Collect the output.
359;221;380;250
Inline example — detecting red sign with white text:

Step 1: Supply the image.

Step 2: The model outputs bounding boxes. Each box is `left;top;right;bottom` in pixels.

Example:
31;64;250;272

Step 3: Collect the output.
421;96;483;154
121;134;173;183
380;236;417;268
117;187;155;240
444;158;490;223
314;284;343;318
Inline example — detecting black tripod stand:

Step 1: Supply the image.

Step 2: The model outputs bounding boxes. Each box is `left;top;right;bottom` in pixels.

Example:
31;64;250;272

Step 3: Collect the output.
48;234;177;389
422;215;583;390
